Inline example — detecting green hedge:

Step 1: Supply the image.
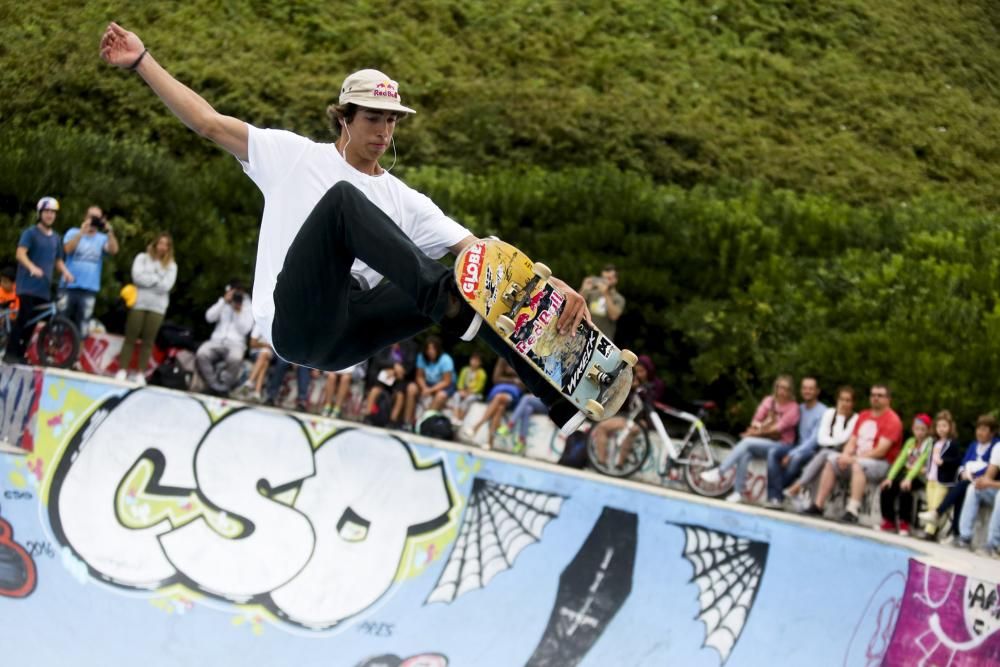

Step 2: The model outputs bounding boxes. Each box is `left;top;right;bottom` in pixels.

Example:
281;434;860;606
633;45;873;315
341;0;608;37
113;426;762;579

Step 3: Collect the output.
2;126;997;431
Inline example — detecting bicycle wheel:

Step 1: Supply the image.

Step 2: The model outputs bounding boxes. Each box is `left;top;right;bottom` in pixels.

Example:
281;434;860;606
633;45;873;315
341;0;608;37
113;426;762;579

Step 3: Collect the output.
586;420;651;478
682;431;738;497
36;316;80;369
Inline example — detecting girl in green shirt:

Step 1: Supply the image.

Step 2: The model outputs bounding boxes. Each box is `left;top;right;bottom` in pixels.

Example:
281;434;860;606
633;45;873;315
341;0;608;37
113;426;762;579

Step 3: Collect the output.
878;413;933;535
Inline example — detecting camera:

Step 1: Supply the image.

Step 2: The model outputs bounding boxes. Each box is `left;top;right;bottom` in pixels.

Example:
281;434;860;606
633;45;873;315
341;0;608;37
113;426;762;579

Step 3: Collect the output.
90;214;106;231
232;291;245;306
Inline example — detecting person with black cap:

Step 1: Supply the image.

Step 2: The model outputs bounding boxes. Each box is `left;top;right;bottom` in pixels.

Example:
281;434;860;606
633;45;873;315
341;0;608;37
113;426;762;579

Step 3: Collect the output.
100;22;593;433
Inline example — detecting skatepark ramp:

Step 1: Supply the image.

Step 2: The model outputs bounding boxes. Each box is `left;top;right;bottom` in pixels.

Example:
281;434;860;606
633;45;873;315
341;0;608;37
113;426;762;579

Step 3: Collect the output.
1;366;998;666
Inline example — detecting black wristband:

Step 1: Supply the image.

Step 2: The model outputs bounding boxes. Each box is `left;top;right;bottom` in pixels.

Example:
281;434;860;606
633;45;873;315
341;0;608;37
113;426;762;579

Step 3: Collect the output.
128;48;149;71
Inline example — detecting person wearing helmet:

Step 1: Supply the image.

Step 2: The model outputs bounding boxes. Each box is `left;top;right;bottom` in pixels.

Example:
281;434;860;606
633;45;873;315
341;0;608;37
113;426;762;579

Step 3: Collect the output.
4;197;75;363
99;23;593;433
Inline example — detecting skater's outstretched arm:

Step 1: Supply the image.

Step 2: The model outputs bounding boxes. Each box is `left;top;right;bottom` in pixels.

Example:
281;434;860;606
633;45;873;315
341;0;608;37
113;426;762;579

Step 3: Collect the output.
100;22;249;162
448;235;592;336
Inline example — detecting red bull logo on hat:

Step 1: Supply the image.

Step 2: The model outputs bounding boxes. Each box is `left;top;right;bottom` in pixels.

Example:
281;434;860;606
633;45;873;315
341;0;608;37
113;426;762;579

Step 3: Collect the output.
372;80;399;100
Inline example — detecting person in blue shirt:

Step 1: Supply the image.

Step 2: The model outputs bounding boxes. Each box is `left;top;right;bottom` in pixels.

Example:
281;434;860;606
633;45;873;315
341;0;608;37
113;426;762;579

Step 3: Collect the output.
766;376;828;507
5;197;74;364
403;335;455;428
60;205;119;336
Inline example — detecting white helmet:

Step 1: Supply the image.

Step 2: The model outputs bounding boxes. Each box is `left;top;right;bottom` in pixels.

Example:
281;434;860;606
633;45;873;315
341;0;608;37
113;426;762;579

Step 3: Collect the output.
36;196;60;214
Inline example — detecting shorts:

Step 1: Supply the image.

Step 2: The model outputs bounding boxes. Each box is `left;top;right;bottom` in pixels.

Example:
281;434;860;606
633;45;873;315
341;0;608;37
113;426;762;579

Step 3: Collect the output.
487;383;522;403
831;456;890;483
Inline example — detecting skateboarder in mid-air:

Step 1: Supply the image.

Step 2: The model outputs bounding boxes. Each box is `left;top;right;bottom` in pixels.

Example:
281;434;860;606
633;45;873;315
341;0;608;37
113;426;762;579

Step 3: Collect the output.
99;22;593;432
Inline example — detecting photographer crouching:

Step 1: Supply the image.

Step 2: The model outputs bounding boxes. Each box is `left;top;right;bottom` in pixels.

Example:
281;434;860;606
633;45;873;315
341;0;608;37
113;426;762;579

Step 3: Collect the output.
195;280;254;396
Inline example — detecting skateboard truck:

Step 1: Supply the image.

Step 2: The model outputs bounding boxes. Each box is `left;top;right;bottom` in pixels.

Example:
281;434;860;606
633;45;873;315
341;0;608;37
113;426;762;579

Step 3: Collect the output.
584;351;639;420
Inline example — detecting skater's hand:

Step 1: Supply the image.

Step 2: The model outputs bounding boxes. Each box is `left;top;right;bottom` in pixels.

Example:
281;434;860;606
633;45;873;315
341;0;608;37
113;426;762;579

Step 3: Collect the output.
879;479;892;491
900;479;912;492
100;22;146;69
549;277;591;336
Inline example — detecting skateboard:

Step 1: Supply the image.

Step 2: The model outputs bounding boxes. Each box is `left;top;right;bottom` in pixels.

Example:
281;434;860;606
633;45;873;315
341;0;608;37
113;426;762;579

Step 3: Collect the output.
455;238;636;421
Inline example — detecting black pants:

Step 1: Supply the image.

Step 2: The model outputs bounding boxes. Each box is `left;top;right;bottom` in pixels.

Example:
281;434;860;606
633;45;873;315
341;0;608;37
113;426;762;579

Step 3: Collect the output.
271;182;572;423
937;480;970;536
5;293;48;361
880;477;924;524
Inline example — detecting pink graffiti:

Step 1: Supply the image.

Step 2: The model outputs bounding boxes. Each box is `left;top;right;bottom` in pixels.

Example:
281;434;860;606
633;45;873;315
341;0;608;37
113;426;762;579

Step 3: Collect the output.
881;560;1000;666
46;414;63;428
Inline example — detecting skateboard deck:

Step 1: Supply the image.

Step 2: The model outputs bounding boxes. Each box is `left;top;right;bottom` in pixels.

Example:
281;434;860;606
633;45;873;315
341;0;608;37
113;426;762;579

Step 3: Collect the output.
455;239;634;421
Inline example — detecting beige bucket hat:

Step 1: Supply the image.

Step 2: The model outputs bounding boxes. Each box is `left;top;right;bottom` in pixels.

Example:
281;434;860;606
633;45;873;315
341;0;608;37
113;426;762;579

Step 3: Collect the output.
339;69;416;114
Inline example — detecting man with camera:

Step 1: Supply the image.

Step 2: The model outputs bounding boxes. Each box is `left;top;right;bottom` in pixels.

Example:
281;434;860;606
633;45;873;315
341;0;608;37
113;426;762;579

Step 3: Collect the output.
60;205;119;337
195;281;255;396
579;264;626;339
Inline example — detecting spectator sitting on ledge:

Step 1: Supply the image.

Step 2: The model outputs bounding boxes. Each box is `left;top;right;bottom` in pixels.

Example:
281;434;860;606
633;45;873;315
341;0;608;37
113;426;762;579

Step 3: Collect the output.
701;375;800;503
800;383;903;524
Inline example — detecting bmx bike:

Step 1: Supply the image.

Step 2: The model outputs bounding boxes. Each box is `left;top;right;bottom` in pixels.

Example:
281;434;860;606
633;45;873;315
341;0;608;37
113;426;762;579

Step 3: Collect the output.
0;301;81;369
586;388;738;497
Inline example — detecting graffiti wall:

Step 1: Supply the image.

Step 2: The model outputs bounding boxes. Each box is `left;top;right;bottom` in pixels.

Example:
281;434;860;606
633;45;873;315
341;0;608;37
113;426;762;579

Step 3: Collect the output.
0;371;997;666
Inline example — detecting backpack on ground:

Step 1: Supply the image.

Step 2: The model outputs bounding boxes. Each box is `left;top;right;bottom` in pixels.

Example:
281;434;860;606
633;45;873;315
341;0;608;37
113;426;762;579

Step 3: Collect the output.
363;389;394;428
151;351;193;390
558;429;589;469
418;410;454;441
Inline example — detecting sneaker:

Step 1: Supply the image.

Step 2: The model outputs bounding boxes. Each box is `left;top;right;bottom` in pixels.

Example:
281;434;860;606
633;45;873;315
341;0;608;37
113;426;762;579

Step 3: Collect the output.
459;427;476;443
941;534;960;547
724;491;743;504
792;494;811;513
513;437;526;455
114;369;128;381
321;404;333;417
976;546;1000;559
295;400;308;413
559;410;588;437
897;520;911;536
764;498;784;510
495;423;511;438
800;504;824;517
840;511;860;524
917;509;938;524
131;373;146;387
700;468;722;484
877;519;896;532
954;538;973;550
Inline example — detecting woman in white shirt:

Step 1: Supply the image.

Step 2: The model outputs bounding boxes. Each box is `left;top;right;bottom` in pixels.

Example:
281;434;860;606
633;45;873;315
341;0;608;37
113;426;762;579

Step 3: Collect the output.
785;386;859;502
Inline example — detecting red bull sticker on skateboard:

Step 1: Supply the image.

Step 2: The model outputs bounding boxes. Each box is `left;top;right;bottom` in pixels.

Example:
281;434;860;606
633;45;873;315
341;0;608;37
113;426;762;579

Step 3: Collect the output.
512;289;565;355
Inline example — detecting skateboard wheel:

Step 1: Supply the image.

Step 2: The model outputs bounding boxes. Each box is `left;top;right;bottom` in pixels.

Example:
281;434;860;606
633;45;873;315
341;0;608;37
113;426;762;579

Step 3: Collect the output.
532;262;552;281
585;399;605;420
497;315;516;336
620;349;638;367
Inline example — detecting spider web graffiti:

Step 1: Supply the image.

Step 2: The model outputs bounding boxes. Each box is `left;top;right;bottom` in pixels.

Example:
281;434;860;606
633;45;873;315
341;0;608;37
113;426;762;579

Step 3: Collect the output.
425;479;564;605
675;523;770;664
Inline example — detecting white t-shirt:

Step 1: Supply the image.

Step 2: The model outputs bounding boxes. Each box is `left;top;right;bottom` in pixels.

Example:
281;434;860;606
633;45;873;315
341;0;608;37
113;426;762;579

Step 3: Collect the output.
239;124;471;342
816;408;858;449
